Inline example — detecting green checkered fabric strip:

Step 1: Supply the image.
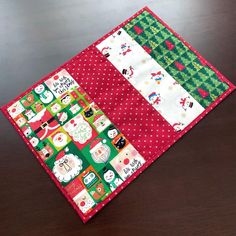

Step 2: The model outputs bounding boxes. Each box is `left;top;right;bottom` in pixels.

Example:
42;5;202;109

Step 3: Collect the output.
123;10;228;108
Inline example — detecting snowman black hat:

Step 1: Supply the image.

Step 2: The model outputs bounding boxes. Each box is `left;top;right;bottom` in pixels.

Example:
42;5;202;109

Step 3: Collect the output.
108;125;116;131
102;167;109;173
122;69;127;75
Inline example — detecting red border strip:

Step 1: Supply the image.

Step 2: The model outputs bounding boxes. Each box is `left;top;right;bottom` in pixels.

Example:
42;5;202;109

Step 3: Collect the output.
1;6;235;223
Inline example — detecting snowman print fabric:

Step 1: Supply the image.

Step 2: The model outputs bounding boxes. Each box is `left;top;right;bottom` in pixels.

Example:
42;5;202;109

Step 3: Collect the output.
1;7;235;223
4;68;146;221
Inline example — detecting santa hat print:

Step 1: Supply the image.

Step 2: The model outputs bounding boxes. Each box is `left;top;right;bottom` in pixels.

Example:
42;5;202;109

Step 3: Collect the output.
57;112;67;122
56;147;69;161
93;114;103;123
57;112;63;120
56;150;66;161
90;138;106;153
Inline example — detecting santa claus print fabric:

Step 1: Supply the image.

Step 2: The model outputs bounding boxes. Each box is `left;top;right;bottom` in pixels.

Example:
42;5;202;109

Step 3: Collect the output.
1;7;235;223
5;69;146;217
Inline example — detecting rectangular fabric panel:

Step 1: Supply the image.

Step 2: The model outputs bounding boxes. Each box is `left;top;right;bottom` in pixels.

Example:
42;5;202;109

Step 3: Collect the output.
1;7;235;223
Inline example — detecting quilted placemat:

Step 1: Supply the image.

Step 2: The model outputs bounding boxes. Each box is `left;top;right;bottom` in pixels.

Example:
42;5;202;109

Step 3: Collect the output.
1;7;235;223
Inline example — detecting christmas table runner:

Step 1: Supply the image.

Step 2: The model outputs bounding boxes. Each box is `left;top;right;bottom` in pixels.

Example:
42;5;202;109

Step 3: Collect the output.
1;7;235;223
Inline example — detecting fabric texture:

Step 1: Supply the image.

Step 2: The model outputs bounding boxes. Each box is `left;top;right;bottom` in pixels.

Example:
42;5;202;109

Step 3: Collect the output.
1;7;235;223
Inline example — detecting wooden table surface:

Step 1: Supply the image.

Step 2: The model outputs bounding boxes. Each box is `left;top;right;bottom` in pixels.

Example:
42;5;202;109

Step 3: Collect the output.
0;0;235;235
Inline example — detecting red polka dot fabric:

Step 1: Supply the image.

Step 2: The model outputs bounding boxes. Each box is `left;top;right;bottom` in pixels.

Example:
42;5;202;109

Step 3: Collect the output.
65;47;177;161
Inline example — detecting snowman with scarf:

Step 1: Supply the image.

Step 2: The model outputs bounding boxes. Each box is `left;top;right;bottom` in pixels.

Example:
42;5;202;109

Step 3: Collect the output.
103;167;123;192
150;71;164;84
148;92;162;105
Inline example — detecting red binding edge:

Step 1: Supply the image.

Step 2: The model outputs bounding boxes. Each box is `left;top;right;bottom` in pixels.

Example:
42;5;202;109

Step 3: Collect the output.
1;6;235;223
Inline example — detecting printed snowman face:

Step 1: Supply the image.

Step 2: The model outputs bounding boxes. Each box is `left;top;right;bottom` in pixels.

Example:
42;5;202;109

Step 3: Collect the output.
177;96;194;112
52;132;68;147
30;137;39;147
104;170;115;183
122;66;134;79
35;84;54;104
179;96;194;111
34;84;45;94
53;153;83;182
119;43;131;56
51;103;61;113
148;92;162;105
151;71;164;84
73;189;95;214
60;94;71;105
186;98;193;109
107;126;118;139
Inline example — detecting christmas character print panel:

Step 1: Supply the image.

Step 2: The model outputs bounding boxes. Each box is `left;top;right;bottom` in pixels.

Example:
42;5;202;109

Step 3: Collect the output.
6;69;146;217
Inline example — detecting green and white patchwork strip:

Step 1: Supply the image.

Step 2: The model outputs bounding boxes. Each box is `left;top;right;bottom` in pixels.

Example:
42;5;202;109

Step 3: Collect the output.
97;29;204;131
123;10;228;108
